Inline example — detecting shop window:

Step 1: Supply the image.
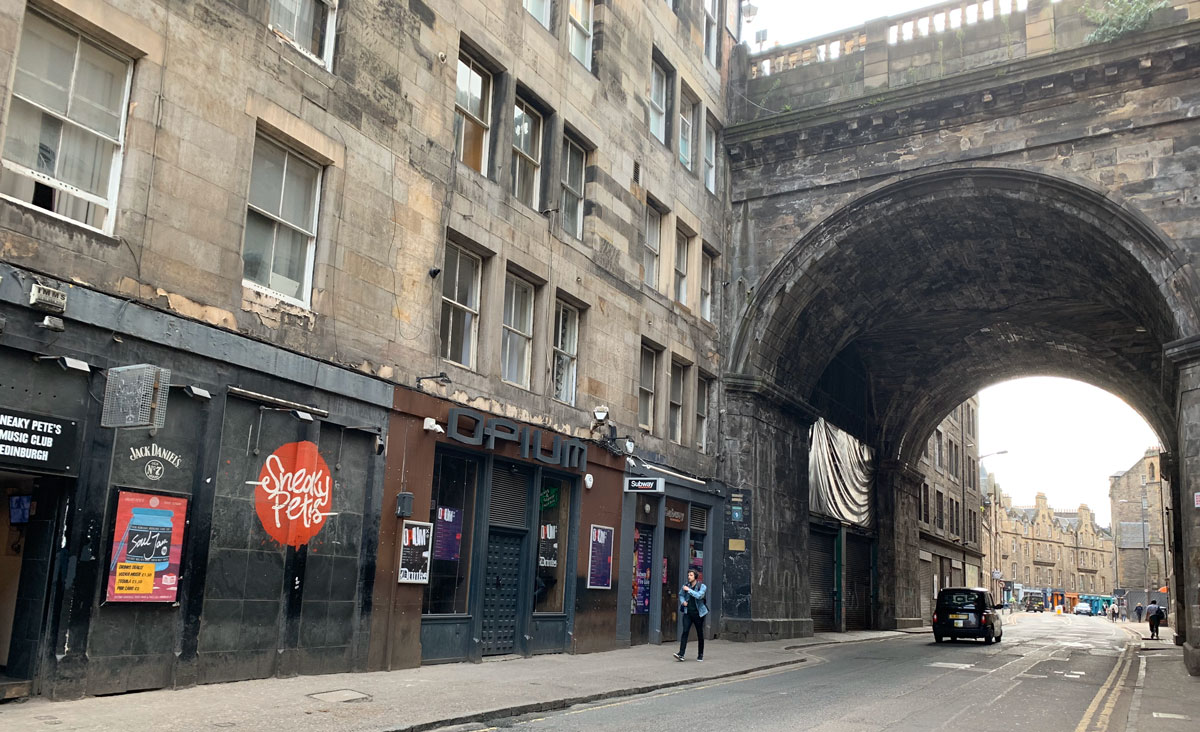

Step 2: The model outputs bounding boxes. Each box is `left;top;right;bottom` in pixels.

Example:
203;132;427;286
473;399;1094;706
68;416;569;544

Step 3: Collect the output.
1;11;132;233
425;453;479;614
568;0;594;69
243;135;321;305
534;476;570;613
454;53;491;174
512;98;542;209
560;135;586;238
552;300;579;405
269;0;337;67
440;243;481;368
501;273;534;388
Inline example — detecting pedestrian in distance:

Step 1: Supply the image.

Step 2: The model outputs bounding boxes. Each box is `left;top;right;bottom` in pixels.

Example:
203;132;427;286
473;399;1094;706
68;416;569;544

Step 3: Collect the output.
1109;603;1118;623
1146;600;1166;640
1134;602;1144;622
674;569;708;662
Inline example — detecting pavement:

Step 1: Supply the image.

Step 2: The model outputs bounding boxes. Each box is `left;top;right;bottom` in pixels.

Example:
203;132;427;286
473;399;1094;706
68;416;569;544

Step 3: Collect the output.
0;628;917;732
2;615;1196;731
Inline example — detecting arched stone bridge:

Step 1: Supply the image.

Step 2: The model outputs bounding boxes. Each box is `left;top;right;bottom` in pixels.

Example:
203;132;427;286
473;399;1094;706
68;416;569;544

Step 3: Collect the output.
719;0;1200;674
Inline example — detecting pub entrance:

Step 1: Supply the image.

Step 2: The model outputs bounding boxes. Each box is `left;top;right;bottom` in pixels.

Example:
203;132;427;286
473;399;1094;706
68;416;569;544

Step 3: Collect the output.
482;463;531;657
0;471;68;699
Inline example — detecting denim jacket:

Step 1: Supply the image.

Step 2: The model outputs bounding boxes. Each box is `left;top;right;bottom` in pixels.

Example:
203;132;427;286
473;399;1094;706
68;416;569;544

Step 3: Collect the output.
680;582;708;618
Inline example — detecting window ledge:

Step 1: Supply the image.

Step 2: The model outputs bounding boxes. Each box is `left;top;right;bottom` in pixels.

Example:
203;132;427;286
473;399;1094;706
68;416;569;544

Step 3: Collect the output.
268;26;334;74
0;197;121;247
241;280;314;314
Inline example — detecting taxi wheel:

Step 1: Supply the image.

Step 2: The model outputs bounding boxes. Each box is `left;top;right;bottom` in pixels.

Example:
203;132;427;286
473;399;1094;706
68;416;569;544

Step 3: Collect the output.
934;634;944;643
984;627;995;644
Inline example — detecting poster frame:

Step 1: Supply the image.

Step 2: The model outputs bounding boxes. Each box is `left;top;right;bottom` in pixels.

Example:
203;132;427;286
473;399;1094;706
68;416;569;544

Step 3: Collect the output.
586;523;615;590
103;487;190;604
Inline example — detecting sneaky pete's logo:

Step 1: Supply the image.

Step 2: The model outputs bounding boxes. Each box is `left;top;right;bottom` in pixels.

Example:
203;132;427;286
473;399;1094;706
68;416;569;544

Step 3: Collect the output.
248;441;335;547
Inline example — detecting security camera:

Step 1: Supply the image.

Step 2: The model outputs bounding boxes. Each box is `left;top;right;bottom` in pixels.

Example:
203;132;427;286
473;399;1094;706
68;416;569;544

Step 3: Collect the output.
423;417;445;434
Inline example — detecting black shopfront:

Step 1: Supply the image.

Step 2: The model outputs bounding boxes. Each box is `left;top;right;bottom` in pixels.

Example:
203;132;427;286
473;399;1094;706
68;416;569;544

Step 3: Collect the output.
0;263;390;699
417;409;586;663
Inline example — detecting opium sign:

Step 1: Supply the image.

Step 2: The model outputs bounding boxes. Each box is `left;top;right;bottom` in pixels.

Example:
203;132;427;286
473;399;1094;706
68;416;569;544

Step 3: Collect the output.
446;408;588;472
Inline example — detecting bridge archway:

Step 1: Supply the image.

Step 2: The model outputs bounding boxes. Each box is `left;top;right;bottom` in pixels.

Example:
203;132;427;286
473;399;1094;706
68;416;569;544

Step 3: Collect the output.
720;167;1200;670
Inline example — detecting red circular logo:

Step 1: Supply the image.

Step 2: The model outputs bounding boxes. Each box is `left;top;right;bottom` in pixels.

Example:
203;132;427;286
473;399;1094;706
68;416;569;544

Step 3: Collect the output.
252;441;333;547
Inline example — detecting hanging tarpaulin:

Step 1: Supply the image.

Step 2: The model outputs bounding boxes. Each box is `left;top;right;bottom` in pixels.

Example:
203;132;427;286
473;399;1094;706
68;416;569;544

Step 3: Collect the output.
808;418;874;527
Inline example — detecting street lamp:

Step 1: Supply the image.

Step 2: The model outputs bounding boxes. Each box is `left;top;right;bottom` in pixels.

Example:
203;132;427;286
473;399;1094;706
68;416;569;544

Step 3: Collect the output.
979;450;1009;460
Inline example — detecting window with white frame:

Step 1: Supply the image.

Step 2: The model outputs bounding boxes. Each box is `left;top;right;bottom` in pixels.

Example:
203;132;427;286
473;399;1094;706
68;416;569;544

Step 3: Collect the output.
0;12;132;233
639;346;657;431
696;376;710;453
553;300;579;405
678;95;695;169
669;360;686;444
523;0;551;28
568;0;594;69
243;136;321;304
644;205;661;288
501;274;535;387
704;0;720;66
269;0;337;66
440;243;481;368
561;135;585;239
649;61;667;143
674;229;689;305
512;99;542;209
455;54;491;174
700;250;714;321
704;121;717;192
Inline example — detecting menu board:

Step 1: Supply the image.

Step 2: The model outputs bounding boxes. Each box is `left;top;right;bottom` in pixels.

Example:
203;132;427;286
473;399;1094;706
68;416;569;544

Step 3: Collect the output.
633;528;653;614
587;524;614;589
398;520;432;584
433;506;463;561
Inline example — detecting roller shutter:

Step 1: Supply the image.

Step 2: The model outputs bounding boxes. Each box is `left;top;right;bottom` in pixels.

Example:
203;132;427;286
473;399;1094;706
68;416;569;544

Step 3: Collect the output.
809;530;836;632
920;559;933;625
844;535;873;631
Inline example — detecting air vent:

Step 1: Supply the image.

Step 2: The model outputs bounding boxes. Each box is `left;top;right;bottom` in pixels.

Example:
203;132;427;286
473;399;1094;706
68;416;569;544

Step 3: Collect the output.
633;160;641;185
689;505;707;533
489;463;529;528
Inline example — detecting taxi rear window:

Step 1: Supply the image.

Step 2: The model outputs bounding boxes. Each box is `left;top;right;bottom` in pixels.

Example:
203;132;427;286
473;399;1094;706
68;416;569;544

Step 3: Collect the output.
939;592;980;609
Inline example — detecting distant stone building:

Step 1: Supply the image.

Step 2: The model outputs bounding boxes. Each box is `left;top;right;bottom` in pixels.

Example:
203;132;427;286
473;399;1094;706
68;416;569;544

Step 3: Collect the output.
913;397;983;622
1109;449;1171;598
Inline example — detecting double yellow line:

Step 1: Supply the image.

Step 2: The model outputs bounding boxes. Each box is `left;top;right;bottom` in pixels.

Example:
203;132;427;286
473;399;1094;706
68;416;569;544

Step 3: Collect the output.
1073;638;1138;732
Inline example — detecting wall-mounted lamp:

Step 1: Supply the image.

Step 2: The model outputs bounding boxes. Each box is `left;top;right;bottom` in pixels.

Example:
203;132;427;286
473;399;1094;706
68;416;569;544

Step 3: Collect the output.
35;315;65;332
416;372;451;388
260;405;316;423
593;405;609;422
422;417;445;434
584;473;594;490
183;385;212;400
34;355;90;373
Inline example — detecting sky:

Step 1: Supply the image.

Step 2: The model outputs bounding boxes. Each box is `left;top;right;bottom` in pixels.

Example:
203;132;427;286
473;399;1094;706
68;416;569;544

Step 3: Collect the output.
748;1;967;46
977;378;1159;528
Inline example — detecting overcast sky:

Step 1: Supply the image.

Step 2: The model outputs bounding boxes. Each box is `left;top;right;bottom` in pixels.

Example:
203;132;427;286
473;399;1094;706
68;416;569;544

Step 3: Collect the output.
749;1;970;46
977;378;1159;528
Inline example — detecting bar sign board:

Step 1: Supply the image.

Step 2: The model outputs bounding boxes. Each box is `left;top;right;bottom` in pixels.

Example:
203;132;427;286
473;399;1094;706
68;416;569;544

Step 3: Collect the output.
624;477;664;493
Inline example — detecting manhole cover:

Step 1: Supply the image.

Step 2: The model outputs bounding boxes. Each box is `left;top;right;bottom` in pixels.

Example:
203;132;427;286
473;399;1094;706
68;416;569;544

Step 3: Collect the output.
308;689;372;703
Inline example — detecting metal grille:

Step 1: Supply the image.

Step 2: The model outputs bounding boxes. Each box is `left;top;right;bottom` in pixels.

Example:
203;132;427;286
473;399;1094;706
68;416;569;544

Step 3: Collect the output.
101;364;170;428
688;505;707;532
920;559;933;624
809;530;836;632
489;464;529;528
844;536;873;631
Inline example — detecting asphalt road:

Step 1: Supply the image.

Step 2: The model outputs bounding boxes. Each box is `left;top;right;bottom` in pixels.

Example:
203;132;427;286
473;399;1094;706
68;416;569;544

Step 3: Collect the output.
453;613;1139;731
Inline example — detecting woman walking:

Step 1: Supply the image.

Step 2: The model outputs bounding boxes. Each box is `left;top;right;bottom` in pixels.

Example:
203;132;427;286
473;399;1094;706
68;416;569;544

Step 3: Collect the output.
674;569;708;662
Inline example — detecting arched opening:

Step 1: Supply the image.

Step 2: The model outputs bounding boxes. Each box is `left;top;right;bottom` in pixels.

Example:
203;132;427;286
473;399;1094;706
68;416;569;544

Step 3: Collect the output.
721;168;1200;660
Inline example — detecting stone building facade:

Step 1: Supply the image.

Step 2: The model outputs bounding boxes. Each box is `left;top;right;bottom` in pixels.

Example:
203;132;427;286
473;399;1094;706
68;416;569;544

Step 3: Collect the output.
0;0;738;699
1109;449;1171;598
913;397;983;623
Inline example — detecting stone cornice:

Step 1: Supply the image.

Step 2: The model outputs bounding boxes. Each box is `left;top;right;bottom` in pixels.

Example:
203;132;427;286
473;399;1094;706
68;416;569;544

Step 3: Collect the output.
1164;334;1200;366
723;373;822;422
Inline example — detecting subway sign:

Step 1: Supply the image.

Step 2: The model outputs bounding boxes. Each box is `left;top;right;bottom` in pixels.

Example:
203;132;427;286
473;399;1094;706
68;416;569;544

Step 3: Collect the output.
624;477;664;493
446;408;588;472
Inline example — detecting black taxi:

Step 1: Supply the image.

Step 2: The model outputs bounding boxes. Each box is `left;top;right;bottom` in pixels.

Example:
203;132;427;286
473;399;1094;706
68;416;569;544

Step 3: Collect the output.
932;587;1004;644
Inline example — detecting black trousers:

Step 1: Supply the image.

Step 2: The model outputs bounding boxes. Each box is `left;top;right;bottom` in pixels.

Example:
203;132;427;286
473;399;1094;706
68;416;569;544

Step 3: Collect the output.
679;613;705;658
1148;616;1161;638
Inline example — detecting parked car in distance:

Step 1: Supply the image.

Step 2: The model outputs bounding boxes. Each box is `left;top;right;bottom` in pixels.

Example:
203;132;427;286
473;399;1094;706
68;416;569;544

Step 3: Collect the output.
933;587;1004;644
1073;604;1093;616
1025;597;1045;612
